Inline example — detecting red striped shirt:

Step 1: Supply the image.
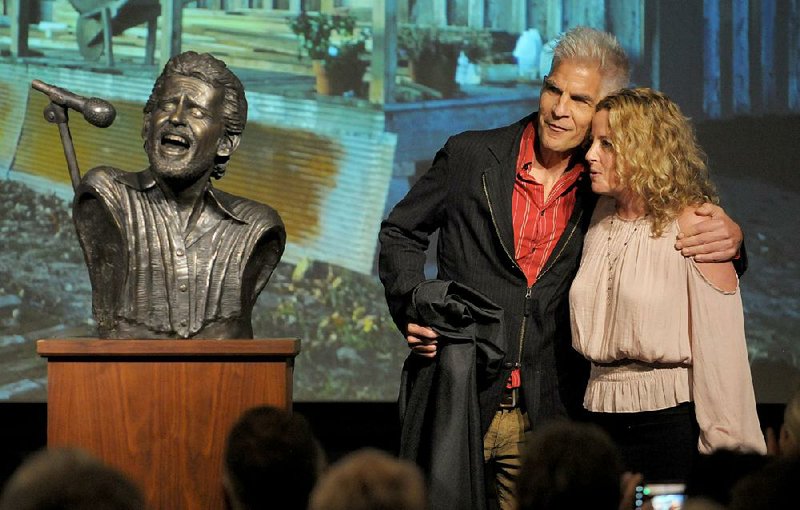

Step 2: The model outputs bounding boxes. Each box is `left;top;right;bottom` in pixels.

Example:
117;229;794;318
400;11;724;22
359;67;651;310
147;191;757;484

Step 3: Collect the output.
512;122;584;286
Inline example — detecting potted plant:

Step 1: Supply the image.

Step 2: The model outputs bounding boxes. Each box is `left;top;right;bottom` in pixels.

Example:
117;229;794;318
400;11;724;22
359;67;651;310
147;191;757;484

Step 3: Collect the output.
288;10;371;97
398;25;492;97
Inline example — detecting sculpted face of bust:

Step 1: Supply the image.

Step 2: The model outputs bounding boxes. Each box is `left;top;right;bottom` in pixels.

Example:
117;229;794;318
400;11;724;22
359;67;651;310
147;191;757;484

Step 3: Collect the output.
144;75;234;188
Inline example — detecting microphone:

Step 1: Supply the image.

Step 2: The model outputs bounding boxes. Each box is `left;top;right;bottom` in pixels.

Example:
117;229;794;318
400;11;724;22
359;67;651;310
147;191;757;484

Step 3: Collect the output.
31;79;116;128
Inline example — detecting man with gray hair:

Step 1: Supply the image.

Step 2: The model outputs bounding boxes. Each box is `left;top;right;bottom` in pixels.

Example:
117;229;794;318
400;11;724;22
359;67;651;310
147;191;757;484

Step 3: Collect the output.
379;26;743;510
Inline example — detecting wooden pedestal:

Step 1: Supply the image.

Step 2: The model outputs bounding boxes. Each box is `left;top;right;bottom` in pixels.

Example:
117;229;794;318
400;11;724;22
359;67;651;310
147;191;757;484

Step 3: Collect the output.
37;338;300;510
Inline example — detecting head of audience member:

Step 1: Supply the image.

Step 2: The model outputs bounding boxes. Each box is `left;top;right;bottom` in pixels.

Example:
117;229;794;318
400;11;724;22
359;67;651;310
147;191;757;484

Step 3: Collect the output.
223;406;325;510
537;27;630;160
778;386;800;457
307;448;426;510
684;449;769;507
728;456;800;510
515;420;623;510
682;498;727;510
588;87;718;235
0;447;145;510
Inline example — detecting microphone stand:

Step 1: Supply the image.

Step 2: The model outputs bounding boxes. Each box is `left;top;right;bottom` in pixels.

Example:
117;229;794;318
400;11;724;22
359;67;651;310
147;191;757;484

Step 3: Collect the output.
32;79;116;192
42;102;82;191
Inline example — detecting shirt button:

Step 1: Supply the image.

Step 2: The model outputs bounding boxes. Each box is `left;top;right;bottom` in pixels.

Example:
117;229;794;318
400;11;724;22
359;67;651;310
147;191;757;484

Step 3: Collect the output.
176;249;185;256
180;319;187;327
179;284;187;292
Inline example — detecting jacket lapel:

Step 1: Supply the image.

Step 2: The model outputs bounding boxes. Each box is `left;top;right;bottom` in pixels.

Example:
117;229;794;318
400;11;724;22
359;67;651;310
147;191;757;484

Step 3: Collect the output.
482;115;533;263
536;166;596;277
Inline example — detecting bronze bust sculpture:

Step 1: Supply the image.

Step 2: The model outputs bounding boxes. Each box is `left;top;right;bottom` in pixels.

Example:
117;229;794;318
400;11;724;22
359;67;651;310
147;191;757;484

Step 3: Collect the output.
47;52;285;339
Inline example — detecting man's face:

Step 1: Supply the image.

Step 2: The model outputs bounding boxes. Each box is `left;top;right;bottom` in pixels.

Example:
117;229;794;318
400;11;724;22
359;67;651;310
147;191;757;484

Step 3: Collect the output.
144;75;231;186
537;60;604;156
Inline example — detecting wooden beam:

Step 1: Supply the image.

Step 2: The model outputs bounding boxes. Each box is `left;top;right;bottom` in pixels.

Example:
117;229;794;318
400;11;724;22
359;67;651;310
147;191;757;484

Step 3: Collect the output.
414;0;446;26
432;0;447;25
760;0;777;111
160;0;183;69
509;0;526;33
9;0;30;58
789;0;799;110
607;0;644;78
546;0;563;40
102;7;115;68
562;0;604;30
703;0;722;117
529;0;550;40
467;0;483;28
397;0;409;23
370;0;397;105
732;0;750;113
648;0;661;90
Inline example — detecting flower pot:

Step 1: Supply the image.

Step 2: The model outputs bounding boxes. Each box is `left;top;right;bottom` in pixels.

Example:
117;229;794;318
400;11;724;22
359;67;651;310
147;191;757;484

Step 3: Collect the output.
409;51;459;98
313;58;368;97
312;60;332;96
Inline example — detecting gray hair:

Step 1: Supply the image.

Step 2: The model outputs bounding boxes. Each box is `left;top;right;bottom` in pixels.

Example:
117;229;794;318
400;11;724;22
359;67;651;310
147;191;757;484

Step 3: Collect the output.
552;26;630;95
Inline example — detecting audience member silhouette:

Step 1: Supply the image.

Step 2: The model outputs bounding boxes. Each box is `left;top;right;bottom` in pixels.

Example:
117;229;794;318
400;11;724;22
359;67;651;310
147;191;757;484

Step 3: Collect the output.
0;447;145;510
728;456;800;510
308;448;427;510
777;386;800;457
515;421;623;510
223;406;324;510
683;449;768;507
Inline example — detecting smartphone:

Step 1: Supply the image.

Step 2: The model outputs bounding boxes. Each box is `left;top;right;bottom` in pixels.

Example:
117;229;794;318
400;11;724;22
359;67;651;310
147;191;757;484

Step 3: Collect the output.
634;483;686;510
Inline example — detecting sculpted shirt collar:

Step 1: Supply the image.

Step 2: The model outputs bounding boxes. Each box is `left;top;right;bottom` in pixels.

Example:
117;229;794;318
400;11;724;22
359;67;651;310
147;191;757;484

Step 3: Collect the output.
112;168;249;225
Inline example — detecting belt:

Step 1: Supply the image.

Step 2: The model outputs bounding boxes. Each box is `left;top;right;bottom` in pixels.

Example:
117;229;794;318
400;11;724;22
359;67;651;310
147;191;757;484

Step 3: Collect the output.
499;386;519;409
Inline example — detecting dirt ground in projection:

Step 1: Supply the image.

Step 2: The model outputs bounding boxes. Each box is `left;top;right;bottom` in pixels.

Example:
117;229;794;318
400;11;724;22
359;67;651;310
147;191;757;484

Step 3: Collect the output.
1;115;798;402
0;177;408;402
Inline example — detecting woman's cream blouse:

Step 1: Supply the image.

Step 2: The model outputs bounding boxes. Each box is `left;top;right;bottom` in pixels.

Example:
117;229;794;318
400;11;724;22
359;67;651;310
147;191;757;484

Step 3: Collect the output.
569;196;766;454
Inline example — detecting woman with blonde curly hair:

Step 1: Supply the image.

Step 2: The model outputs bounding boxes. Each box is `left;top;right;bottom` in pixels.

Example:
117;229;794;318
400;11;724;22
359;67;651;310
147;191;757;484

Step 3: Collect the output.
569;88;765;482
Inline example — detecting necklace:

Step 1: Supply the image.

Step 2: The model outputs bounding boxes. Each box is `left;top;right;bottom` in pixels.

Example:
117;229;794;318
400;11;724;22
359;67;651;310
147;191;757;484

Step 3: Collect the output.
605;215;640;299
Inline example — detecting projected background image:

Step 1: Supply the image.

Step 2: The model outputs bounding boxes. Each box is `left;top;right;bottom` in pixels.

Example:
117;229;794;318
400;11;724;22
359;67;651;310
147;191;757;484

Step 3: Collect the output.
0;0;797;402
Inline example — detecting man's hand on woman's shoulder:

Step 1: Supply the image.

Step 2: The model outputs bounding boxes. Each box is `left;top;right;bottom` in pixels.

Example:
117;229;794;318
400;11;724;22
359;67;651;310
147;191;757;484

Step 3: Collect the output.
674;203;742;263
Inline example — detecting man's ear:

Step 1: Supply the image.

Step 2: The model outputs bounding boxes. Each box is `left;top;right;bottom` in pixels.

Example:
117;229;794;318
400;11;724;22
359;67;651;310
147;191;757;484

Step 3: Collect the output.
217;134;241;157
141;115;149;141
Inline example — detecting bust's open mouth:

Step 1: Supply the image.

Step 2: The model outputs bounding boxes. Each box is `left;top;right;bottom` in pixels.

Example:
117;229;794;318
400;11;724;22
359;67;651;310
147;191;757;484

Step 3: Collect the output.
160;133;191;155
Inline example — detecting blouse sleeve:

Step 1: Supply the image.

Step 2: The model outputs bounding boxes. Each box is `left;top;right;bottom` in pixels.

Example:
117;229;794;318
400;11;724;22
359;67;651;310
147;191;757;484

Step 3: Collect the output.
688;261;767;454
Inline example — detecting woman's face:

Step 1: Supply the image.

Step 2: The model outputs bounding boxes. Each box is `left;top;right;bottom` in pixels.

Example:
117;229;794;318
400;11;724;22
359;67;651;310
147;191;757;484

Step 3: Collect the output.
586;109;625;198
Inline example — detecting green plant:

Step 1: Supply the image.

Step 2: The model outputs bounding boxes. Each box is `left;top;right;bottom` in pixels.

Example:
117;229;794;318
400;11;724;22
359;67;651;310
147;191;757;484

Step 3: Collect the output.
325;38;370;94
398;24;492;63
252;259;407;400
288;10;369;67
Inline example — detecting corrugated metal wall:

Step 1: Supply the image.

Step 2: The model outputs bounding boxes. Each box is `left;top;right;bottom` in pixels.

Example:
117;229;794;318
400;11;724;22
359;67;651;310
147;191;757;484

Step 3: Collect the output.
0;75;30;180
1;64;396;274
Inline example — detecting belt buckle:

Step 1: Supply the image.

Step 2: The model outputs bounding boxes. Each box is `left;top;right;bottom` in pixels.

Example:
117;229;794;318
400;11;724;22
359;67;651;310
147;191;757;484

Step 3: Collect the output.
499;387;518;409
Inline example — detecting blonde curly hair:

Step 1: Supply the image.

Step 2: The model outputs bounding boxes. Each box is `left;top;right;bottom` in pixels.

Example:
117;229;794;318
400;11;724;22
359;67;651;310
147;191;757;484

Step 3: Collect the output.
596;88;718;236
